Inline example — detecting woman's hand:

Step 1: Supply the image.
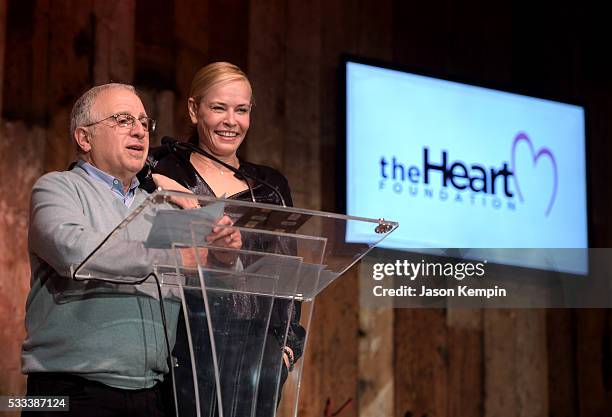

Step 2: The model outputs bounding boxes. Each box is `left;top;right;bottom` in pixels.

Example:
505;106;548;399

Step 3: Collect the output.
206;215;243;265
180;216;241;267
283;346;294;370
152;173;200;209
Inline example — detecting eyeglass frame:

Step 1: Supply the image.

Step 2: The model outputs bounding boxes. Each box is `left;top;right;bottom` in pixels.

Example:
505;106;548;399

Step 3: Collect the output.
83;113;157;133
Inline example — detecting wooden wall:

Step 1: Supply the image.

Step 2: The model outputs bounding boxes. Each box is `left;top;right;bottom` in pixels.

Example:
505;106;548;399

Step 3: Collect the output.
1;1;612;416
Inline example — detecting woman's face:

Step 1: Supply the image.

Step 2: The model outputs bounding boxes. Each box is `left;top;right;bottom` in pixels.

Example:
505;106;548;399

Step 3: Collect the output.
189;80;252;160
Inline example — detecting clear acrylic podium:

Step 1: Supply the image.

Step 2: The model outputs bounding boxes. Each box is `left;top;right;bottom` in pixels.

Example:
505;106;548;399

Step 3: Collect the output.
72;190;398;417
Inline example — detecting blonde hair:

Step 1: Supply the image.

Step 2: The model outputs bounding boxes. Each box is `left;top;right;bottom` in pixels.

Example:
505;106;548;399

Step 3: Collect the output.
189;62;252;104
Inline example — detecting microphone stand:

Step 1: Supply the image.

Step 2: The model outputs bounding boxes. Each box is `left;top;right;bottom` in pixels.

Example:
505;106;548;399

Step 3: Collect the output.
162;137;287;207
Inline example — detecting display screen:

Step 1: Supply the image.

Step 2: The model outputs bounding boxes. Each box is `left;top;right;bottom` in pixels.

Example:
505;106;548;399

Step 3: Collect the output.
345;60;588;274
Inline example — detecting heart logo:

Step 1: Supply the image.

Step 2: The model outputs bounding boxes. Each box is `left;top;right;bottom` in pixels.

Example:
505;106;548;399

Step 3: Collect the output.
511;132;558;217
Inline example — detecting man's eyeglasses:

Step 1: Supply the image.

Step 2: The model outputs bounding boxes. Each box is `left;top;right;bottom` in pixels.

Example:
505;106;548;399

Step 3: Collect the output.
84;113;156;133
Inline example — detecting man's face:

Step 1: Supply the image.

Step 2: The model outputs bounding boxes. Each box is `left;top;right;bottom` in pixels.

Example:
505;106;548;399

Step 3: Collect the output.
83;88;149;185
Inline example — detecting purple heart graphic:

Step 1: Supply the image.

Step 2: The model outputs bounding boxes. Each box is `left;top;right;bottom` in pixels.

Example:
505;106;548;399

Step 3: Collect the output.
511;132;558;217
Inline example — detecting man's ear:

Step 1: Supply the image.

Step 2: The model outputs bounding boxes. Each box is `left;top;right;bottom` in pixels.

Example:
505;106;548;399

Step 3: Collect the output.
74;127;92;153
187;97;198;124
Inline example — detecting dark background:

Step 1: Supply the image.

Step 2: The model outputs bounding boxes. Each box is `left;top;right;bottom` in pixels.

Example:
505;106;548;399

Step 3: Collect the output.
1;1;611;416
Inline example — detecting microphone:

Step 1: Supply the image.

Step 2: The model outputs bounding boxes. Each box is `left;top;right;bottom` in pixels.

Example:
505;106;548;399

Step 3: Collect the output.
160;137;287;207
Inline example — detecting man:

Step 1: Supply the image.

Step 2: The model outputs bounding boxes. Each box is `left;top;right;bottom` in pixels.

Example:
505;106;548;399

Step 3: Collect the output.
21;83;177;417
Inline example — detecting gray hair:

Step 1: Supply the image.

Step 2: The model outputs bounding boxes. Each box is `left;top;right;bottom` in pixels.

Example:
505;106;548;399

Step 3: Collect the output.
70;83;136;153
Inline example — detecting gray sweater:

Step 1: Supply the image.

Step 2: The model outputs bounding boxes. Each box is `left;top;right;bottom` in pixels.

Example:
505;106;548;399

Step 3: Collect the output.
22;164;180;389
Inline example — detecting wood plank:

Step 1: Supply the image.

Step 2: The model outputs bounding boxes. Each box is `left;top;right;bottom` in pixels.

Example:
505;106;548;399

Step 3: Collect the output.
0;0;49;401
173;0;209;139
485;309;548;417
2;0;38;122
93;0;135;84
30;0;50;126
395;309;448;417
356;0;393;60
444;0;512;85
318;0;357;213
137;88;175;147
391;0;448;73
484;309;516;417
0;122;46;398
209;0;249;70
283;0;322;210
43;0;96;172
510;1;575;100
303;266;360;417
447;309;483;417
546;309;578;417
132;0;176;145
515;310;548;417
135;0;175;90
359;305;394;417
244;0;286;169
0;0;6;117
575;309;612;416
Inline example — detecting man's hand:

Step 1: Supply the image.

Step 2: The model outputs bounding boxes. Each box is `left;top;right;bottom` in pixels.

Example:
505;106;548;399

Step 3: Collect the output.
179;247;208;268
152;173;200;209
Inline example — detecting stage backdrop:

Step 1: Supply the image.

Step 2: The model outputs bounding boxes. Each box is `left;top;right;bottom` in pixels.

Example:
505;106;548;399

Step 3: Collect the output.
1;1;612;417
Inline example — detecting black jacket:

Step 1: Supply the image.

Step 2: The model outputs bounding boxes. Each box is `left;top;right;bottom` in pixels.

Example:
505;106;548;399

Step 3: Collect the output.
138;144;292;206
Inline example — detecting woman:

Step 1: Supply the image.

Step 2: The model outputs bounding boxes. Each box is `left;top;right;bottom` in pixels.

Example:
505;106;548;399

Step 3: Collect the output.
141;62;304;417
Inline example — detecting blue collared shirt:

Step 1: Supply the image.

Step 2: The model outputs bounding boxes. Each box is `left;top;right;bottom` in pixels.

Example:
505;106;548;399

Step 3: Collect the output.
77;160;140;207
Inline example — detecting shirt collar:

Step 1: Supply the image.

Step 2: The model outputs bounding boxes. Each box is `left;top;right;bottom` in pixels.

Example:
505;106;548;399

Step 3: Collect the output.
76;160;140;196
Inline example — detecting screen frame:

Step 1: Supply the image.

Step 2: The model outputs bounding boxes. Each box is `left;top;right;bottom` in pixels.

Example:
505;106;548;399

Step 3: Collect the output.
337;54;592;249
